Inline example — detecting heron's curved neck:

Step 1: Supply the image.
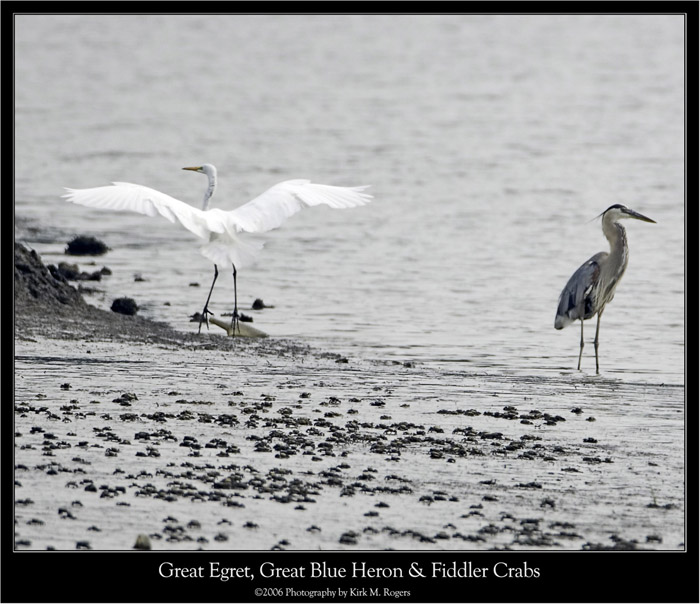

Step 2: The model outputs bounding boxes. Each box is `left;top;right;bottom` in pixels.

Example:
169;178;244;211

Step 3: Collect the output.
202;172;217;210
602;214;628;255
601;213;629;279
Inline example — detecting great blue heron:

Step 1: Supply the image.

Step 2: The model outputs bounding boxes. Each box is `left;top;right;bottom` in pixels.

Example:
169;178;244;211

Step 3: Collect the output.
63;164;372;334
554;204;656;373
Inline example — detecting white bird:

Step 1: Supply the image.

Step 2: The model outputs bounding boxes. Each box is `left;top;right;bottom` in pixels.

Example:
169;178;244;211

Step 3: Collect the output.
63;164;372;334
554;204;655;373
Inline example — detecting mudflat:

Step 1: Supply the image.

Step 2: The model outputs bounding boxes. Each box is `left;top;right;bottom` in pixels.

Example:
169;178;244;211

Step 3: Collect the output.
14;243;684;551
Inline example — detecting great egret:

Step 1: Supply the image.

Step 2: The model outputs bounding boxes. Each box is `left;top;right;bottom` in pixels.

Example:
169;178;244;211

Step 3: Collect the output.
63;164;372;334
554;204;655;373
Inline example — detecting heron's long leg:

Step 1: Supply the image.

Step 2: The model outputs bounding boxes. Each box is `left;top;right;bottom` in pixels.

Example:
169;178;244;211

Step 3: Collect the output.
199;264;218;333
594;311;603;374
577;319;585;370
231;263;240;337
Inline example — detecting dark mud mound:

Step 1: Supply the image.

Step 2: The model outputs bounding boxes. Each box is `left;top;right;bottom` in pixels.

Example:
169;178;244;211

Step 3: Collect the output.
15;243;87;309
14;243;180;344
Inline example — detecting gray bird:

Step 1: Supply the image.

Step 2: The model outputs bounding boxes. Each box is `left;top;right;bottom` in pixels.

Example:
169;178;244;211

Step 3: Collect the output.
555;204;656;373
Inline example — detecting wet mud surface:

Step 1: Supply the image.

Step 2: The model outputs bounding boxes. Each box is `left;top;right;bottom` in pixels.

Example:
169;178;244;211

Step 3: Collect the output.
14;244;685;551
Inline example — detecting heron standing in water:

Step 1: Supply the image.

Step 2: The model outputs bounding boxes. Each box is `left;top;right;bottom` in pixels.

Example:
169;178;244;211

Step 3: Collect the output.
554;204;656;373
63;164;372;335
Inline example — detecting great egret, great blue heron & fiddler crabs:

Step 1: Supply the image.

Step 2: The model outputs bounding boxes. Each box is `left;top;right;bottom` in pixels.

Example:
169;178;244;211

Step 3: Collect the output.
62;164;372;335
554;204;655;374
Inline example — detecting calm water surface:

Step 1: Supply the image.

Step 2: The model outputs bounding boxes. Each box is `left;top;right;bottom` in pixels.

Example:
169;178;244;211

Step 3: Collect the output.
15;14;685;384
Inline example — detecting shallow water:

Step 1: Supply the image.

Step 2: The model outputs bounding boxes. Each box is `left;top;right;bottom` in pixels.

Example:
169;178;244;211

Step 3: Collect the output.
14;14;685;384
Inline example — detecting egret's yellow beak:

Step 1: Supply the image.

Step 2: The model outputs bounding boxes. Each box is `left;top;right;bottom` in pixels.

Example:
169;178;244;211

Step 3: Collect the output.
182;166;201;172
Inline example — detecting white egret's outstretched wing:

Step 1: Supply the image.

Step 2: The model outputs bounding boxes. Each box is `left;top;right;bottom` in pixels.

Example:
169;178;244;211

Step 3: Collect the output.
227;179;373;233
63;177;372;269
62;183;218;240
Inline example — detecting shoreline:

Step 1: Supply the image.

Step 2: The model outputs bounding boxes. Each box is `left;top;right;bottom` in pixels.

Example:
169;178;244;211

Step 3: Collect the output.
15;241;341;360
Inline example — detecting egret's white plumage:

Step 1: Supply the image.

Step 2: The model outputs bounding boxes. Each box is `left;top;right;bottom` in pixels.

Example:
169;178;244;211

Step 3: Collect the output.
62;164;372;333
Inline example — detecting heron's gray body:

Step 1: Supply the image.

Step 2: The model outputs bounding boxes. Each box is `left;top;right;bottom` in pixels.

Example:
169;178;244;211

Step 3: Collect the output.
554;204;655;373
555;221;628;329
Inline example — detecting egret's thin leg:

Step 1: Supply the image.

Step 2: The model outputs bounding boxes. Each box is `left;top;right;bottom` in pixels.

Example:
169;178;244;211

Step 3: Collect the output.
577;319;584;370
199;264;218;333
231;263;240;337
594;311;603;374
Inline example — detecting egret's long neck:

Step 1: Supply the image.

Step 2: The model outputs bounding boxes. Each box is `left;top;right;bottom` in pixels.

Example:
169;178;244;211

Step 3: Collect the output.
202;172;217;210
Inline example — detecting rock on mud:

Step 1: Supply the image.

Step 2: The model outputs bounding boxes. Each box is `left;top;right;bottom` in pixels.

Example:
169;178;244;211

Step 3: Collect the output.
252;298;274;310
111;297;139;316
49;262;107;282
65;235;109;256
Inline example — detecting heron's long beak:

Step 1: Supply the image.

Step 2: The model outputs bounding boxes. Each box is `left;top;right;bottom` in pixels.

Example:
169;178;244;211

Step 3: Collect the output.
624;208;656;223
182;166;201;172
